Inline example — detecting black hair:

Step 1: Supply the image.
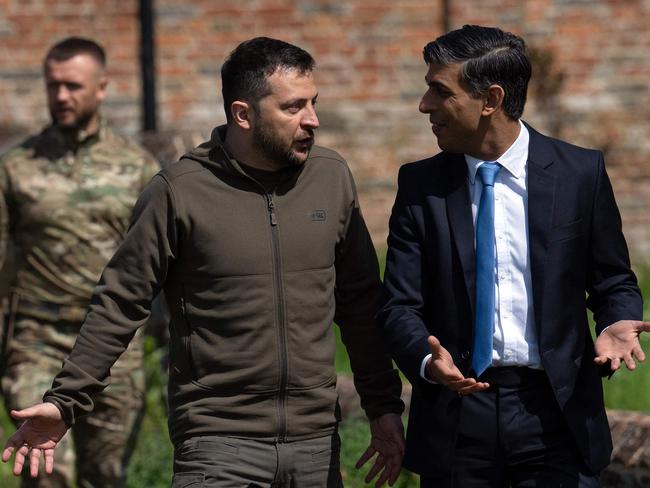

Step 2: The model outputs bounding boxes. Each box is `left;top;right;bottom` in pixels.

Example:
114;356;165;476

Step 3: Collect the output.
221;37;315;122
45;37;106;68
423;25;531;120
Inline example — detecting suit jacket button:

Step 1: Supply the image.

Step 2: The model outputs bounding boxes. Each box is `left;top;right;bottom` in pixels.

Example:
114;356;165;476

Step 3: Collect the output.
460;350;470;360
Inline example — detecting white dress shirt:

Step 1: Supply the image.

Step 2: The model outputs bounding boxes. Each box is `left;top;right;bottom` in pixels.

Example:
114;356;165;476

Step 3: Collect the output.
420;121;541;381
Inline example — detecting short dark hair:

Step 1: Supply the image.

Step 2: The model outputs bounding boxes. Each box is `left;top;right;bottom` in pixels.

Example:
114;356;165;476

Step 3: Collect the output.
221;37;315;123
423;25;531;120
44;37;106;68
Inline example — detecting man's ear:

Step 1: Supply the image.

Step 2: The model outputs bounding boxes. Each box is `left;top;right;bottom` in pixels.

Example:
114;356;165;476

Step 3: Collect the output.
96;76;108;103
231;101;252;130
481;84;505;117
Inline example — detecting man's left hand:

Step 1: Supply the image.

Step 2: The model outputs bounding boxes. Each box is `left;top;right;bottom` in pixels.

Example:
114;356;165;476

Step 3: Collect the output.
594;320;650;371
355;412;405;487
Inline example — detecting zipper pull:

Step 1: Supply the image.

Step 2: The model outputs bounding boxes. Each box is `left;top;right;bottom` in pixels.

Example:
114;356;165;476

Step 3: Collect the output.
267;195;277;226
180;297;186;314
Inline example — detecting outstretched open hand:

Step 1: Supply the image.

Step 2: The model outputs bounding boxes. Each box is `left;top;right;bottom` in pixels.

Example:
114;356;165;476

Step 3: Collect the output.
2;402;68;478
426;336;489;395
594;320;650;372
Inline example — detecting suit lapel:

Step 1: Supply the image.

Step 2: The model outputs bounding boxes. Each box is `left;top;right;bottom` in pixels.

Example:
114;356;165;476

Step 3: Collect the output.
445;154;476;316
526;126;556;334
442;128;557;333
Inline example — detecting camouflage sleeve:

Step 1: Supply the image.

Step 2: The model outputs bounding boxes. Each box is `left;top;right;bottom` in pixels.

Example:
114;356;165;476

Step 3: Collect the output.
0;157;11;272
43;174;178;425
0;155;13;322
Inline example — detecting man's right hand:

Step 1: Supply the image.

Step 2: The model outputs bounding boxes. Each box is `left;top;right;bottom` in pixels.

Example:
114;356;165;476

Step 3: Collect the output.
1;402;68;477
426;336;490;395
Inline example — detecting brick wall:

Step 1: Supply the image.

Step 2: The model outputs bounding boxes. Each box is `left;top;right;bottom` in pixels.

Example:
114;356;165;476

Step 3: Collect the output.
1;0;649;263
0;0;143;134
154;0;443;183
448;0;650;264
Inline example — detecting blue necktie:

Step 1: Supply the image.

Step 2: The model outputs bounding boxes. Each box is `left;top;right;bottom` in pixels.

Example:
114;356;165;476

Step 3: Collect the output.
472;163;501;377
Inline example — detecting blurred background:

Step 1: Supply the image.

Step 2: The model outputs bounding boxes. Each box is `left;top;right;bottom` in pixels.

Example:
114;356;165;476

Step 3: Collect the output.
1;0;649;264
1;1;649;486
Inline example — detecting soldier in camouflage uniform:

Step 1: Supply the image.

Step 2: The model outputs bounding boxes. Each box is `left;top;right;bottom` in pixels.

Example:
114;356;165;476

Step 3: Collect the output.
0;37;159;488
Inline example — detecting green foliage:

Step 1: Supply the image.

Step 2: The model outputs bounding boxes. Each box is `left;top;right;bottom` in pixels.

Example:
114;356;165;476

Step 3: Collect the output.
602;265;650;412
602;335;650;412
125;338;172;488
335;325;352;374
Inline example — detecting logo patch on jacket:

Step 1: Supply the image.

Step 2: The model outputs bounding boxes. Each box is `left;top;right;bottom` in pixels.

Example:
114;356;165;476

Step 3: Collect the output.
310;210;326;221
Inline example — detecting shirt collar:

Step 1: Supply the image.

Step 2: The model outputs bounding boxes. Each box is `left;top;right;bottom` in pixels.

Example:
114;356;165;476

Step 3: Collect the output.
465;120;529;184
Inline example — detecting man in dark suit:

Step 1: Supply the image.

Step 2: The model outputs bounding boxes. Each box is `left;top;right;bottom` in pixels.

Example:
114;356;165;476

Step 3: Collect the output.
377;25;650;487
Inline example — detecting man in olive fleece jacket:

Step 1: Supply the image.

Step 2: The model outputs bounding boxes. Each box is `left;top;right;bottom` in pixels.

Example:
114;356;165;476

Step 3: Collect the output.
2;38;405;487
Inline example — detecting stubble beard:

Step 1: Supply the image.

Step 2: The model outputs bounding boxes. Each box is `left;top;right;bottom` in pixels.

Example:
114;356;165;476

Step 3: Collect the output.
50;105;97;135
252;123;313;168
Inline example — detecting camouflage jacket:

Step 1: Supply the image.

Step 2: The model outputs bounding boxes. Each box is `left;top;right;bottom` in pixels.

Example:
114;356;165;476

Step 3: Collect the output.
0;121;159;312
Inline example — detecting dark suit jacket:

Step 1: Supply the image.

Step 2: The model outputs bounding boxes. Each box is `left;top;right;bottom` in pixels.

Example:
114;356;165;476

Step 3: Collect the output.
377;123;643;476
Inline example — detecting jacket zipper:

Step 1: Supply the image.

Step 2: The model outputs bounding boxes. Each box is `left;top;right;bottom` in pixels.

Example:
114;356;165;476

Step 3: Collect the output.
229;160;290;442
266;193;288;442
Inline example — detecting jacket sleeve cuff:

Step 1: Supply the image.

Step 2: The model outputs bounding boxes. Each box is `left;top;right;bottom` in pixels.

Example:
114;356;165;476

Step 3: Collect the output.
419;353;438;384
42;358;109;427
356;368;405;420
42;397;74;428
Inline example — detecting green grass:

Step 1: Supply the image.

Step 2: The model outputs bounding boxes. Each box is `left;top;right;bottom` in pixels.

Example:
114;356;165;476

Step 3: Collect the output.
602;267;650;412
124;343;172;487
335;325;352;375
1;266;649;487
602;335;650;412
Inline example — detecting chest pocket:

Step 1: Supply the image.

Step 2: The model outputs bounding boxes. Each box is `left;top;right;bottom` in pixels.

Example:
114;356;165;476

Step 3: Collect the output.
549;218;583;243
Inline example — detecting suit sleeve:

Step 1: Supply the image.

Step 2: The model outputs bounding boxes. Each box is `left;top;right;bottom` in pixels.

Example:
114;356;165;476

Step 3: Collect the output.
43;174;178;425
586;152;643;333
334;168;404;420
376;165;434;386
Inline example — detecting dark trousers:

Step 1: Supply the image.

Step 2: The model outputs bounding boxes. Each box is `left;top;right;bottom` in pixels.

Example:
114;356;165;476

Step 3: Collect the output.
421;367;600;488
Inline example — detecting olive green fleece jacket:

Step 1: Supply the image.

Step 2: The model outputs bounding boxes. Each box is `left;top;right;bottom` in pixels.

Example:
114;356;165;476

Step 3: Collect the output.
44;126;403;445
